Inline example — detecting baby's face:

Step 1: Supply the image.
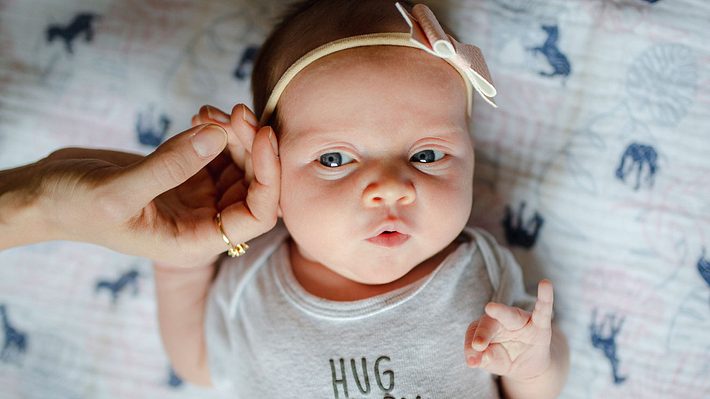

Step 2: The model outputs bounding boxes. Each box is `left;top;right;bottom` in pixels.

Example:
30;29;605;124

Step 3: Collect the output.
277;46;474;285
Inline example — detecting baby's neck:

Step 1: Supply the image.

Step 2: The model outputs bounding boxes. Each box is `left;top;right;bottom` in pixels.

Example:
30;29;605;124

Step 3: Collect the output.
288;239;458;302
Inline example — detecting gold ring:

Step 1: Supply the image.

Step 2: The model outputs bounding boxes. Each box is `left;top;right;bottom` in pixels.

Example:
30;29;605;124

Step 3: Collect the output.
215;212;249;257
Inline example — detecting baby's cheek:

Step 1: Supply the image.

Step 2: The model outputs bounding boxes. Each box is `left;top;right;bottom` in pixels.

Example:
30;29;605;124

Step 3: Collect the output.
280;175;339;231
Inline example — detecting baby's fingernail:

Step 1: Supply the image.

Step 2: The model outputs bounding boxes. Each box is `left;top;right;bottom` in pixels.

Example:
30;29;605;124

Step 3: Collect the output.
207;106;230;124
242;104;258;128
268;128;279;156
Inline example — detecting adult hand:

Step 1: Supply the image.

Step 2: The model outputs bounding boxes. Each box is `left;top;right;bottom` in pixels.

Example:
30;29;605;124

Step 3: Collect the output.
3;104;280;268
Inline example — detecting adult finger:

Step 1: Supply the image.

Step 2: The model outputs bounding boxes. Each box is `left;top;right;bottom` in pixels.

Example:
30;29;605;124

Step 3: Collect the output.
230;103;258;150
229;103;259;183
195;104;248;172
471;313;501;352
217;180;248;211
531;279;554;329
46;147;142;167
206;150;233;181
217;126;280;243
192;105;230;130
484;302;531;331
199;104;231;125
216;163;243;194
113;124;227;210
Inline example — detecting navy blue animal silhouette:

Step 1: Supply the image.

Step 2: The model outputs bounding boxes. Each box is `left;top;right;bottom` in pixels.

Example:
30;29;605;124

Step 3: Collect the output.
46;13;100;54
502;202;544;248
640;0;660;3
95;269;141;304
0;304;28;363
168;366;184;388
528;25;571;79
590;309;627;384
698;248;710;287
137;110;171;147
234;45;259;80
615;142;658;190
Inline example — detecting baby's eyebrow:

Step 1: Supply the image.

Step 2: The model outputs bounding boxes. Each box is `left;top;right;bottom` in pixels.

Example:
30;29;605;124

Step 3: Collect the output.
295;126;466;144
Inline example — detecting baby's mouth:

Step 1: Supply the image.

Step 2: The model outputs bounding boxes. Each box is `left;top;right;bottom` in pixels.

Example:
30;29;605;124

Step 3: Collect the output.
366;231;410;247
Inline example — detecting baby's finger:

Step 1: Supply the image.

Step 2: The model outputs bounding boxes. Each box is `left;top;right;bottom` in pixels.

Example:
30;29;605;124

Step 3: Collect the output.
467;343;512;375
218;126;280;242
463;319;479;356
485;302;531;331
531;279;554;329
471;313;501;352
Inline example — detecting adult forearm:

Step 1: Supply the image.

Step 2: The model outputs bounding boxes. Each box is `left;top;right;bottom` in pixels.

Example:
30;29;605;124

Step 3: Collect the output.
153;260;218;386
0;164;60;250
500;325;570;399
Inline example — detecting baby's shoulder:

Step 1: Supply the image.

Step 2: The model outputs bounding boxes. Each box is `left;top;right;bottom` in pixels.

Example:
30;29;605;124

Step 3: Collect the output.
459;226;506;256
459;226;518;280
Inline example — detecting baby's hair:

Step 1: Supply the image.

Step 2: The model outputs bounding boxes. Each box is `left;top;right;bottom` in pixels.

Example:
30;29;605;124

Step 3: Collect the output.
251;0;459;134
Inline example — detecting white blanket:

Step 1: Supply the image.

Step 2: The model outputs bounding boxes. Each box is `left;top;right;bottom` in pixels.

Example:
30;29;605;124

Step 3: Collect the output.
1;0;708;397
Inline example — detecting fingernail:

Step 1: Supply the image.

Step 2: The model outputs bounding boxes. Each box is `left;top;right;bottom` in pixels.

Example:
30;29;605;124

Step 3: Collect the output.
192;125;226;157
242;104;258;128
206;106;230;124
268;128;279;156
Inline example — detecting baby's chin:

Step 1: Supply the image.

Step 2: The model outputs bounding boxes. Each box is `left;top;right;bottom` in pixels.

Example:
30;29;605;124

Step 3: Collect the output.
343;263;419;286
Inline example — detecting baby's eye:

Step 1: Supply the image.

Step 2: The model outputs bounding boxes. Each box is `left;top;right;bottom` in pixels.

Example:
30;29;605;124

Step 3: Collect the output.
410;149;445;163
319;152;355;168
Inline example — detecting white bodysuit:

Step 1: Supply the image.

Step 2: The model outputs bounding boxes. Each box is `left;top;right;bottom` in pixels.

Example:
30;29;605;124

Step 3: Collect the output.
205;222;535;398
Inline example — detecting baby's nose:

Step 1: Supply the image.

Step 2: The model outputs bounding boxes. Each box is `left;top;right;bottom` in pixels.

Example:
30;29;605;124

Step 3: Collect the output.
362;172;415;208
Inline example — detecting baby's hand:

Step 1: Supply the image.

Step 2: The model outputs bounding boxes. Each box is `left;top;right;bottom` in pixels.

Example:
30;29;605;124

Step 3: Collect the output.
464;280;554;381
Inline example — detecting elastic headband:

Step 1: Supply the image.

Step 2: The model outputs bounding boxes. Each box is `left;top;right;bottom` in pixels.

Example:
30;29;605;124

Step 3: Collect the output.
258;2;498;126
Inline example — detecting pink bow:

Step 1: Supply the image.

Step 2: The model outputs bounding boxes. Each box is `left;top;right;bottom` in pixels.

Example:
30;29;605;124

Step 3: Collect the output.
396;2;497;108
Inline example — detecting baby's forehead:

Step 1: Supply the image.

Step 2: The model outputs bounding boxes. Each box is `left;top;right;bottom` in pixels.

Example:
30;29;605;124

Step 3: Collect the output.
279;46;469;129
277;52;470;148
299;46;460;80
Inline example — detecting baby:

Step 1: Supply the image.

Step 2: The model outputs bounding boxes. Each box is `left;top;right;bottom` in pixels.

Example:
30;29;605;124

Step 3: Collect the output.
156;1;569;398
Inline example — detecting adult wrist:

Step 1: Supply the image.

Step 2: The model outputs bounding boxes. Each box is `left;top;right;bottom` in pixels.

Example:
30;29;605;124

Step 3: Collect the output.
0;164;62;249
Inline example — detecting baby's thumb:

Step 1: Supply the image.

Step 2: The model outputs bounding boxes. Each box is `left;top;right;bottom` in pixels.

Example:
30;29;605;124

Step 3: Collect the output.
117;124;227;205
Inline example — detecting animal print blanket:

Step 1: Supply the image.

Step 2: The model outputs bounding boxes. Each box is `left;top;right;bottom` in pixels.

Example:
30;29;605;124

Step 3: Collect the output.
0;0;708;398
